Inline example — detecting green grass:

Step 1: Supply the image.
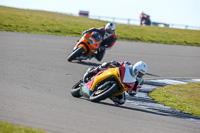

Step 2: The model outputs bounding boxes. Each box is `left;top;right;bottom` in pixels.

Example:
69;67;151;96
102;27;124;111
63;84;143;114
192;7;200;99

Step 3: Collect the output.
0;121;47;133
1;5;200;46
149;82;200;117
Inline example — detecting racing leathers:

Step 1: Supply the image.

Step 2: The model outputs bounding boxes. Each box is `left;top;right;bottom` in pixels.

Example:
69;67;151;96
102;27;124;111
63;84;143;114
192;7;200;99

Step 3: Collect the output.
82;27;117;61
83;61;144;105
140;13;151;25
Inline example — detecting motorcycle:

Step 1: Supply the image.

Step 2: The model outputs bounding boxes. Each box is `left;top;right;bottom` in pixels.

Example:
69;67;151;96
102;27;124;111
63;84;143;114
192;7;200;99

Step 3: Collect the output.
67;31;103;62
71;63;137;104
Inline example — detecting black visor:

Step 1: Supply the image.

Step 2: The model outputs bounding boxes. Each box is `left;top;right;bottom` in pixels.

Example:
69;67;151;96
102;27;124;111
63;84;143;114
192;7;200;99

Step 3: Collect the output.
137;72;144;78
106;29;114;34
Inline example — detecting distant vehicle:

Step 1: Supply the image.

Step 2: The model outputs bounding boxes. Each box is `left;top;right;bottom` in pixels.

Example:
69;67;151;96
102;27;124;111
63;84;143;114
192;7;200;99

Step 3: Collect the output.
140;12;151;26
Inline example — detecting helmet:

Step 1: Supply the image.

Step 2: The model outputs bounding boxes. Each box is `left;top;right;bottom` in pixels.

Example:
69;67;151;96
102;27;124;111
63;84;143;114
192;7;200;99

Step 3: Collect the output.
105;23;115;35
131;61;147;78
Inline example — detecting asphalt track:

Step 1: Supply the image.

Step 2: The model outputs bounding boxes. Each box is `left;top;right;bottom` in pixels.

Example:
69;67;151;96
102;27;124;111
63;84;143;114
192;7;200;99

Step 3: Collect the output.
0;31;200;133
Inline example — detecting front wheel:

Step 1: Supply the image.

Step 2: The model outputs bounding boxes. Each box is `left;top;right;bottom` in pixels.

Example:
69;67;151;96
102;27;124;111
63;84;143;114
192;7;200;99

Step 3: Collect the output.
68;47;84;62
71;80;83;98
90;82;118;102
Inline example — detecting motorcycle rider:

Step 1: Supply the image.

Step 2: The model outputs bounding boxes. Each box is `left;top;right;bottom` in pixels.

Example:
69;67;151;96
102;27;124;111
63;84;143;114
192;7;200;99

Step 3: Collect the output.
140;12;151;26
83;61;148;105
82;23;117;61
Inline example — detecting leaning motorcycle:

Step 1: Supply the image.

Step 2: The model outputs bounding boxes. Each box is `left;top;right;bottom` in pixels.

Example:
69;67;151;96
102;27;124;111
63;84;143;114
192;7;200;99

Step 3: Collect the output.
67;31;103;62
71;63;137;104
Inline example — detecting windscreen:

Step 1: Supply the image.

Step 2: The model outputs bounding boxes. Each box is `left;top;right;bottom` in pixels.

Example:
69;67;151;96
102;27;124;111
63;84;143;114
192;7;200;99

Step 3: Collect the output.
92;31;103;42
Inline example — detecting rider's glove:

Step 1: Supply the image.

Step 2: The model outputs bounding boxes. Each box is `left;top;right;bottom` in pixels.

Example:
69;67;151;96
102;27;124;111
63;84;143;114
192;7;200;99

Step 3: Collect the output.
111;61;117;65
111;61;121;66
124;61;132;65
83;67;96;82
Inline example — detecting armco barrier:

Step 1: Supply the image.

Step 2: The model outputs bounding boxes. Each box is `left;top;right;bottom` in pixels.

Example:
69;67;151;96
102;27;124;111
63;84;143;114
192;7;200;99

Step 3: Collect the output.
67;13;200;30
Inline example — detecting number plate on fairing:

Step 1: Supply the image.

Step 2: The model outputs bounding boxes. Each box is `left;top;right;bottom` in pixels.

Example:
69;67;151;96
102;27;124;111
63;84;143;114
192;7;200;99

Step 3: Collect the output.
88;38;94;44
81;85;92;97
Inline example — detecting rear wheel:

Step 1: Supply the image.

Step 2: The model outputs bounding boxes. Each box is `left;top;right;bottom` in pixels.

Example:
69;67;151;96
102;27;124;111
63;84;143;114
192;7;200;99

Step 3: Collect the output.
90;82;118;102
68;47;84;62
71;80;83;98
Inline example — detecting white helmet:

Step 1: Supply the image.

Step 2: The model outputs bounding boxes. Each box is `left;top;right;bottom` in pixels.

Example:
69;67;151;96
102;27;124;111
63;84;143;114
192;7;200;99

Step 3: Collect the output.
105;23;115;35
131;61;147;78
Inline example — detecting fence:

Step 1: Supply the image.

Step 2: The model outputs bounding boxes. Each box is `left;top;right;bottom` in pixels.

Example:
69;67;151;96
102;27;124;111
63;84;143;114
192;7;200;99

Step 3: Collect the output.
68;13;200;30
89;15;200;30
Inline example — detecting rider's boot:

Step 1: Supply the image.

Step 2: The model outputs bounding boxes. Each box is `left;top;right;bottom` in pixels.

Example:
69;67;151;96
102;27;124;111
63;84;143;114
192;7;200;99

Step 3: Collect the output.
126;90;137;96
110;93;126;106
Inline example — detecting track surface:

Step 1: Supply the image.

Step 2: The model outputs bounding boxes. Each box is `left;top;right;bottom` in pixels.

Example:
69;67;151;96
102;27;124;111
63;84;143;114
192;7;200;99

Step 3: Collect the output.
0;31;200;133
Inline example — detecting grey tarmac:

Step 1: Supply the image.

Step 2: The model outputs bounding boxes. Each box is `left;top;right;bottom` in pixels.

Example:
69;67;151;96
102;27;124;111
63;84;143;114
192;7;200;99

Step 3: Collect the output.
0;31;200;133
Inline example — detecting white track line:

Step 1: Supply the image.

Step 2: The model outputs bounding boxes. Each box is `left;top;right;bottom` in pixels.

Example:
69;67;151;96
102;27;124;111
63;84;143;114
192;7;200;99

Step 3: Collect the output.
126;78;200;123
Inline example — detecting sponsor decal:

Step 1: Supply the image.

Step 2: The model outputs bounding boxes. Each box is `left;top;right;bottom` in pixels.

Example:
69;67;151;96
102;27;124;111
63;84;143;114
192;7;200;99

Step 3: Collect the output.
88;38;94;44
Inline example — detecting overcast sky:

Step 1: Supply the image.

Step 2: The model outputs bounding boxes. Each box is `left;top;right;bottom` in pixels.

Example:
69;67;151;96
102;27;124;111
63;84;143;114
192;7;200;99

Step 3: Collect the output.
1;0;200;28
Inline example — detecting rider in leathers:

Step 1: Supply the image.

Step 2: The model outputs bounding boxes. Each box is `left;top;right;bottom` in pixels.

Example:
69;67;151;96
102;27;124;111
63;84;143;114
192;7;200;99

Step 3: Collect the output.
83;61;148;105
82;23;117;61
140;12;151;26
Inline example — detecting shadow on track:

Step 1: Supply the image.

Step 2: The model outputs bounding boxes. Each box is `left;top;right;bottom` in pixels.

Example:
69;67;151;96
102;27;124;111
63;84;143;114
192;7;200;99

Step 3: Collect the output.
76;95;200;122
77;97;170;117
72;61;101;67
97;101;171;117
97;101;200;122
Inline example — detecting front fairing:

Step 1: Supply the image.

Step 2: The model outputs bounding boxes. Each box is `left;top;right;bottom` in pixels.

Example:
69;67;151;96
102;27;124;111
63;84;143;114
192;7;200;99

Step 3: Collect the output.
75;32;102;56
81;68;120;97
81;64;136;97
81;83;92;97
89;68;120;91
88;37;101;51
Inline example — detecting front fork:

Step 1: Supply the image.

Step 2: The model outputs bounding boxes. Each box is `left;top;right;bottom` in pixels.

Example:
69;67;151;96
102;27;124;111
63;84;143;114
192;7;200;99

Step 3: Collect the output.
73;45;77;51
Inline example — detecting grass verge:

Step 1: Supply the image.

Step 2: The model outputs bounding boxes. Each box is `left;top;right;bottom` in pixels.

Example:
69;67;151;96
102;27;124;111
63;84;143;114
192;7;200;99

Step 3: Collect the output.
149;82;200;117
0;121;47;133
1;5;200;46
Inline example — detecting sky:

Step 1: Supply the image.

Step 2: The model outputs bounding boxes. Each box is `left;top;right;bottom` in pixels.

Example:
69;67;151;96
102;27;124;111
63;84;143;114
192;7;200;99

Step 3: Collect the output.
1;0;200;29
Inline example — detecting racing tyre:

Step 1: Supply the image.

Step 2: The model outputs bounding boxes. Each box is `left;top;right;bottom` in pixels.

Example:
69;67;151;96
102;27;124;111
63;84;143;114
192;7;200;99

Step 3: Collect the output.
68;47;84;62
71;80;83;98
90;82;118;102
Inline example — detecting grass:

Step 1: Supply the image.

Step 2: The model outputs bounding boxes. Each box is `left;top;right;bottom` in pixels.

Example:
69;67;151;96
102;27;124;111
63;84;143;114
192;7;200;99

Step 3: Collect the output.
0;121;47;133
149;82;200;117
1;5;200;46
0;6;106;36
